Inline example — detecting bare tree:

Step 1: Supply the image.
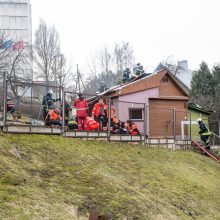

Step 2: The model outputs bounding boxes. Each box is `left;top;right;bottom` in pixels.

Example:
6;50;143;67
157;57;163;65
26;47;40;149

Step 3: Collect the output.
52;53;71;88
88;45;113;76
0;31;32;98
33;19;60;84
114;42;134;74
85;42;135;94
159;56;184;76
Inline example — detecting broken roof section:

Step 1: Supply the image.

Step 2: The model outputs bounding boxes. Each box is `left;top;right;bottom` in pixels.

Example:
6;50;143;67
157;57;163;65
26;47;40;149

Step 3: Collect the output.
88;69;190;101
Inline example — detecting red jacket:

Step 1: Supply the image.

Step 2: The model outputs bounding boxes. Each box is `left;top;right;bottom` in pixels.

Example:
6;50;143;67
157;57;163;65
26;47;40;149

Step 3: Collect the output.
85;117;99;130
92;103;108;118
73;98;88;118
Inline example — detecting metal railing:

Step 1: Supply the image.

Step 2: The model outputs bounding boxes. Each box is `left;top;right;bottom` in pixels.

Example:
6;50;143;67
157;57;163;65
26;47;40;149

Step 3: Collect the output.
211;132;220;150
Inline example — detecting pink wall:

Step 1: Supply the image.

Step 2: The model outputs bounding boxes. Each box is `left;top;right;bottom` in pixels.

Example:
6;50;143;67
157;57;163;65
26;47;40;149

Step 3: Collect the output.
113;88;159;134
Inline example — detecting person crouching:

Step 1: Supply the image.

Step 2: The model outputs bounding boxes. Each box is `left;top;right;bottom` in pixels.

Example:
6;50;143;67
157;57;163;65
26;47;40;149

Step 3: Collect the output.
85;117;100;131
45;108;62;126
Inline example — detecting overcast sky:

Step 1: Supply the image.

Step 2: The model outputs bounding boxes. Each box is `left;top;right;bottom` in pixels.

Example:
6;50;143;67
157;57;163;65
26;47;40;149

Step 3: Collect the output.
31;0;220;73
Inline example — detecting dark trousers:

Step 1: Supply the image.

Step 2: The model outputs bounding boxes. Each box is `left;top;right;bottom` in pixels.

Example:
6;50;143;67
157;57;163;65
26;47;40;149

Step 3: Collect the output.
201;135;210;146
43;109;48;121
45;120;62;126
95;115;107;131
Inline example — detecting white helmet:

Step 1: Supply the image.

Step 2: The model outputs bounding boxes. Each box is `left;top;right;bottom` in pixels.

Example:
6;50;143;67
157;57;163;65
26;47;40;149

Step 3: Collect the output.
197;118;202;122
47;90;53;95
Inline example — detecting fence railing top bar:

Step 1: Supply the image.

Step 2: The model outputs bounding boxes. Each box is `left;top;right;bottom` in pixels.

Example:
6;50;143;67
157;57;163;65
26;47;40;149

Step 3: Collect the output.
8;80;64;89
212;132;220;139
64;91;97;97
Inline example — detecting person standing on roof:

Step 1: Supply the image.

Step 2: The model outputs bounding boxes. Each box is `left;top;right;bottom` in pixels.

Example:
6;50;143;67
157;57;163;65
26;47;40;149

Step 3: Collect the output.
92;98;108;131
42;90;60;120
197;118;212;149
122;68;131;83
73;93;88;131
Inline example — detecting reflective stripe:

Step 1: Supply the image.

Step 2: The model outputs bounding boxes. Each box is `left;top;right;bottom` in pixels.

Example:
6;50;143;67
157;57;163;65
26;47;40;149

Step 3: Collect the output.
76;107;88;110
202;132;211;136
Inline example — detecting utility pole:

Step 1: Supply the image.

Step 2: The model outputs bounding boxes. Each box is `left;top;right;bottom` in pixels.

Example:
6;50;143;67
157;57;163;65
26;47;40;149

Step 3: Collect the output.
59;55;63;100
54;55;58;98
77;64;81;93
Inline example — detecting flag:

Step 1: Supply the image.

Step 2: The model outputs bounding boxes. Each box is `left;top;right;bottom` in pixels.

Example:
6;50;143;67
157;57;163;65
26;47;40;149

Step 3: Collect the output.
13;41;24;50
1;39;12;49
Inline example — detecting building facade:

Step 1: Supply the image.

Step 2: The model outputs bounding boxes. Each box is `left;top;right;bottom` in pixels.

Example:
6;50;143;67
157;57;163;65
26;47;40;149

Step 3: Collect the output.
0;0;32;78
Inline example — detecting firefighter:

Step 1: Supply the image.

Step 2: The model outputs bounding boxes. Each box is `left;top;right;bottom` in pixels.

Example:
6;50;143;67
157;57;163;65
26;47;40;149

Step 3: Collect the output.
45;108;62;126
68;115;78;130
122;68;131;83
73;93;88;131
85;117;100;131
133;63;144;76
61;101;72;126
92;98;108;131
197;118;211;149
42;90;60;121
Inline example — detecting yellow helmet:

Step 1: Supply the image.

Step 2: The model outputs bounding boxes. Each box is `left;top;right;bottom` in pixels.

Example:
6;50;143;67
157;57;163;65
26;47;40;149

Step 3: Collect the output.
197;118;202;122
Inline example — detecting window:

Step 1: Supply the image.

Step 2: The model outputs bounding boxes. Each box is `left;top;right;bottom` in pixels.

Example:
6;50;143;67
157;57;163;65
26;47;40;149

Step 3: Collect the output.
129;108;144;120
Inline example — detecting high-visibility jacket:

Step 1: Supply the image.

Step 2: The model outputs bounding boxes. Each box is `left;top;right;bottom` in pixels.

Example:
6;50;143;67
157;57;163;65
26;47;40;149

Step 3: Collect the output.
42;94;59;110
110;105;115;119
85;117;99;131
73;98;88;118
199;121;211;136
127;122;139;134
92;103;108;118
48;109;61;121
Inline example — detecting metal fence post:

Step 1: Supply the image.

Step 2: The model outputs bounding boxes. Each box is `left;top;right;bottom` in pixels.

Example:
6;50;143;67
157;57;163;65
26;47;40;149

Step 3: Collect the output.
173;108;176;141
29;82;33;125
189;112;192;141
61;89;65;134
108;96;111;142
3;71;8;127
143;104;147;144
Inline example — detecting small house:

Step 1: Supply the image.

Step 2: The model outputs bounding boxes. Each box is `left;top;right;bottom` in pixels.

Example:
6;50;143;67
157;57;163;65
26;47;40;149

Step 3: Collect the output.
98;69;190;138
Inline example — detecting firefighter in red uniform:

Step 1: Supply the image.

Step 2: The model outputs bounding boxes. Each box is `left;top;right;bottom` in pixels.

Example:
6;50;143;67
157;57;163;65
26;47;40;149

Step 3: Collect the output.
92;98;108;131
85;117;100;131
73;93;88;131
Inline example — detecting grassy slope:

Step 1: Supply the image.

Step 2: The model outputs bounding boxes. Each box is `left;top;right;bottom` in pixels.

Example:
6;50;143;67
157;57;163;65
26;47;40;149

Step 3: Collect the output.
0;134;220;220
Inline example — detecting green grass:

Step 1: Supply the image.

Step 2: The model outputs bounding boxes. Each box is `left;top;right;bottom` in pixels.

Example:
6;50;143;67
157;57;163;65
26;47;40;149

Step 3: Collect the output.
0;133;220;219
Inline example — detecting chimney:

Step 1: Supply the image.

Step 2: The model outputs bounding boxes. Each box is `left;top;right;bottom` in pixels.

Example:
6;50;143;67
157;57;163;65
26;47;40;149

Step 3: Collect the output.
178;60;188;71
